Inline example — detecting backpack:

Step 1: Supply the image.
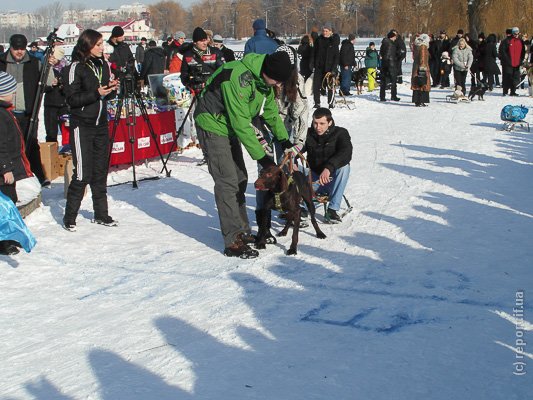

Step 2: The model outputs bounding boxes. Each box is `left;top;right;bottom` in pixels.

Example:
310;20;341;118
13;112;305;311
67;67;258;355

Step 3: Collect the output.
501;105;528;122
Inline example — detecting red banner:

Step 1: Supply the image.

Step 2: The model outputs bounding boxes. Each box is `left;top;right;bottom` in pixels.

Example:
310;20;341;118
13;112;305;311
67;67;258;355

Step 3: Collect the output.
108;111;176;166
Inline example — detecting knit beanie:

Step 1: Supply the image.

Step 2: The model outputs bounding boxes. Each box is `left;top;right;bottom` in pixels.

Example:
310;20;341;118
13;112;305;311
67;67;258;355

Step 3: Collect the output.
213;34;223;43
0;72;17;96
262;52;292;82
175;31;186;39
192;27;208;42
323;22;333;31
111;26;124;38
275;44;296;67
253;19;266;31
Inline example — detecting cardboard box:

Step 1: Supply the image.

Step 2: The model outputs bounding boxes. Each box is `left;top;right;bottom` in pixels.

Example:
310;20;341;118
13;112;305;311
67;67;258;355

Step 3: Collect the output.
39;142;59;181
57;153;72;177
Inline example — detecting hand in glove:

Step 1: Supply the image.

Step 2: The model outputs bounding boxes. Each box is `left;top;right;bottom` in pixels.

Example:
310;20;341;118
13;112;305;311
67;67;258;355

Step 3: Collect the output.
281;140;301;156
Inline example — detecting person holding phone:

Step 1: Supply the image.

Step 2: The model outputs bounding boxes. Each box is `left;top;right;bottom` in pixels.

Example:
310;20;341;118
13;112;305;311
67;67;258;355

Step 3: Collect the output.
62;29;119;231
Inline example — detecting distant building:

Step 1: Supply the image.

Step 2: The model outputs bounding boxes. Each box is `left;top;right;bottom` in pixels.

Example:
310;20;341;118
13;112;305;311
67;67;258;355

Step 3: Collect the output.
0;11;42;28
55;24;83;45
97;19;154;42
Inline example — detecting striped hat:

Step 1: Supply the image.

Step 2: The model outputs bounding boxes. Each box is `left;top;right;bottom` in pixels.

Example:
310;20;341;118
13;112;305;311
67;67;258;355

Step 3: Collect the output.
0;72;17;96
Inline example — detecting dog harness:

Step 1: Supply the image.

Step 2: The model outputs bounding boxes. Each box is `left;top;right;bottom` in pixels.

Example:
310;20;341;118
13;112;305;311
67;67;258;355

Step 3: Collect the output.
273;175;295;212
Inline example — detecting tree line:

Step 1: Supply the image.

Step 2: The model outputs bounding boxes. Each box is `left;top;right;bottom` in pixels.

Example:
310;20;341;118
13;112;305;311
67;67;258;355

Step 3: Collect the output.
1;0;531;43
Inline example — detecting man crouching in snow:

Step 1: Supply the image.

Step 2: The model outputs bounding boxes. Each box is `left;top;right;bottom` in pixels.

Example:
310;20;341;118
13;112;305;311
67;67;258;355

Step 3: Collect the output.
302;107;352;223
194;51;299;259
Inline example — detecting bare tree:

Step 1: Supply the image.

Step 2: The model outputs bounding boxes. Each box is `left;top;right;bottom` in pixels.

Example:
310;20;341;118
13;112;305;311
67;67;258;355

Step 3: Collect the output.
36;1;64;31
149;1;188;39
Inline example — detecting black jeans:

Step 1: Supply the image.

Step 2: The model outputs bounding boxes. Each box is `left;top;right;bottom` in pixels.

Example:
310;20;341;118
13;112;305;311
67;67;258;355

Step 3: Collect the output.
14;113;46;183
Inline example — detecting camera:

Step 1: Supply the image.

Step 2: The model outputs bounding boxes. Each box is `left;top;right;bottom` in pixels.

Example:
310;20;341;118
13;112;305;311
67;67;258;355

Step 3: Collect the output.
189;64;211;92
117;60;139;96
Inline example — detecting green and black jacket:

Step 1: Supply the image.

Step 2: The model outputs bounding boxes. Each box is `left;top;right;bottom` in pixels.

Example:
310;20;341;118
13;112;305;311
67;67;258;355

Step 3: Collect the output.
194;53;289;160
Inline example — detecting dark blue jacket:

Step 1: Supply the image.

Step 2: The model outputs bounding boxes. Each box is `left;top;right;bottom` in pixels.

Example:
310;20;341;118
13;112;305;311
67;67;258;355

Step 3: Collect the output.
244;29;278;55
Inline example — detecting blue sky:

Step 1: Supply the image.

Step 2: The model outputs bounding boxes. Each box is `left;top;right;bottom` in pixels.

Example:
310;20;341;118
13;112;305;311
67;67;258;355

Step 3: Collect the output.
4;0;196;13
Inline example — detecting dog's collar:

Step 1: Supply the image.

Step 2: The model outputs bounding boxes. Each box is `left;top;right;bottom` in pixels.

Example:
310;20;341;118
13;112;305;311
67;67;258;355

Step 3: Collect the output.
273;175;295;212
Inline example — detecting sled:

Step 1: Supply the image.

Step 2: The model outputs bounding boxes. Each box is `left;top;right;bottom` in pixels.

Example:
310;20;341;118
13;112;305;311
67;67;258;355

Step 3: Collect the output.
502;120;530;132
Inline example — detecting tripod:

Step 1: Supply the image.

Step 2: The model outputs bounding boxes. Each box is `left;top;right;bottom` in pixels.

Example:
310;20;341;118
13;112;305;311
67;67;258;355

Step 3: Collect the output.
109;75;171;188
160;93;198;174
27;28;62;151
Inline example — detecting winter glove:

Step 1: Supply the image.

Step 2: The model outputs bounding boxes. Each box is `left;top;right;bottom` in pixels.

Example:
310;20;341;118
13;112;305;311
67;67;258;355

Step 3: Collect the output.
258;155;276;169
280;140;301;156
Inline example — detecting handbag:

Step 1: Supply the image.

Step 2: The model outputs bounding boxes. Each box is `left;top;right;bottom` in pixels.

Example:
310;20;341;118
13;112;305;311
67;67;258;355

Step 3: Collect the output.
414;68;427;86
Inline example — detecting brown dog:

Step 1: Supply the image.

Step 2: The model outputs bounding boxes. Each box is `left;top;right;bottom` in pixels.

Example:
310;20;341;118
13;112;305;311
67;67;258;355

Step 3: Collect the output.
255;166;326;255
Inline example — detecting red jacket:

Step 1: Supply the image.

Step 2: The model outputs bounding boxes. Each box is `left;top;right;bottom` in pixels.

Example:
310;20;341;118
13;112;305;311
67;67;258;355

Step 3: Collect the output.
509;37;524;67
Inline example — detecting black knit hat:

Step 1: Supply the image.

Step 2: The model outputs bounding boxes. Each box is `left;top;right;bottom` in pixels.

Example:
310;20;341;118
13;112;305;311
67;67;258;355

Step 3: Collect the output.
192;27;208;42
262;52;292;82
9;34;28;50
111;26;124;38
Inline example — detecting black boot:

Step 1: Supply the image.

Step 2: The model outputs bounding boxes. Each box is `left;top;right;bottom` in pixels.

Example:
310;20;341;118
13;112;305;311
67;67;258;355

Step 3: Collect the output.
264;210;277;244
255;209;276;249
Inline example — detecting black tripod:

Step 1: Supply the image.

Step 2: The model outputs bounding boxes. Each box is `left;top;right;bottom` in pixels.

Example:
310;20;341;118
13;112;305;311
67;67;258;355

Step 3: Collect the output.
109;75;171;188
27;28;62;151
160;93;198;174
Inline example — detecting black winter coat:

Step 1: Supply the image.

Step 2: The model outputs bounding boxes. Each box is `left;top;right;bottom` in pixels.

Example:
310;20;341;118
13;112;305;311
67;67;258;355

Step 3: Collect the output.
484;36;500;75
140;47;166;81
62;57;113;127
0;52;40;115
380;37;397;68
313;34;340;72
220;45;236;62
0;101;28;183
107;40;134;69
339;39;355;67
305;125;352;174
297;40;313;77
180;45;224;89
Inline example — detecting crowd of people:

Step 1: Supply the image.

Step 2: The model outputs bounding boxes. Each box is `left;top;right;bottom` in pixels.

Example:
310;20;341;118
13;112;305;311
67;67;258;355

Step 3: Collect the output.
1;20;531;257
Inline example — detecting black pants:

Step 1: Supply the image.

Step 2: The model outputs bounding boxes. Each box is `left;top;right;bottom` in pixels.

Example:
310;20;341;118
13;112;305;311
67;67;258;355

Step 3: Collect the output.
14;113;46;183
64;123;110;223
380;65;398;100
0;184;17;203
313;69;334;106
453;69;467;94
44;105;67;142
502;67;521;95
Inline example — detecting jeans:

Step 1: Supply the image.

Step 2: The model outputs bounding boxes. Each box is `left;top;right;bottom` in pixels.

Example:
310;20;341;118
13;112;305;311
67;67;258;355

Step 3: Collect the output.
340;67;352;94
299;164;351;211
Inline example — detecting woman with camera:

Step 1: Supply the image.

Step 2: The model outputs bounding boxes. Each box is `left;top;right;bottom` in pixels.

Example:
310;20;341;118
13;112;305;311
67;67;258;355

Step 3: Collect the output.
62;29;119;231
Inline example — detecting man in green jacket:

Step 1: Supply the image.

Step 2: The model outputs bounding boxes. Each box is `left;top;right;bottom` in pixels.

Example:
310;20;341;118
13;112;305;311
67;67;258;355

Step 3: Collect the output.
194;51;298;258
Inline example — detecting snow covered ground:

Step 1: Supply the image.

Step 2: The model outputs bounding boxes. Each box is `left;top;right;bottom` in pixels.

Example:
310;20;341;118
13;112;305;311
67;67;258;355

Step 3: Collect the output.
1;61;533;399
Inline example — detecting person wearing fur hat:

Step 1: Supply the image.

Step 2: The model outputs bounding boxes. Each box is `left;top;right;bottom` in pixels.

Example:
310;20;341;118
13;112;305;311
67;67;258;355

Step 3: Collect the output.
244;19;278;55
411;34;431;107
107;25;134;70
194;51;297;258
451;37;473;95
